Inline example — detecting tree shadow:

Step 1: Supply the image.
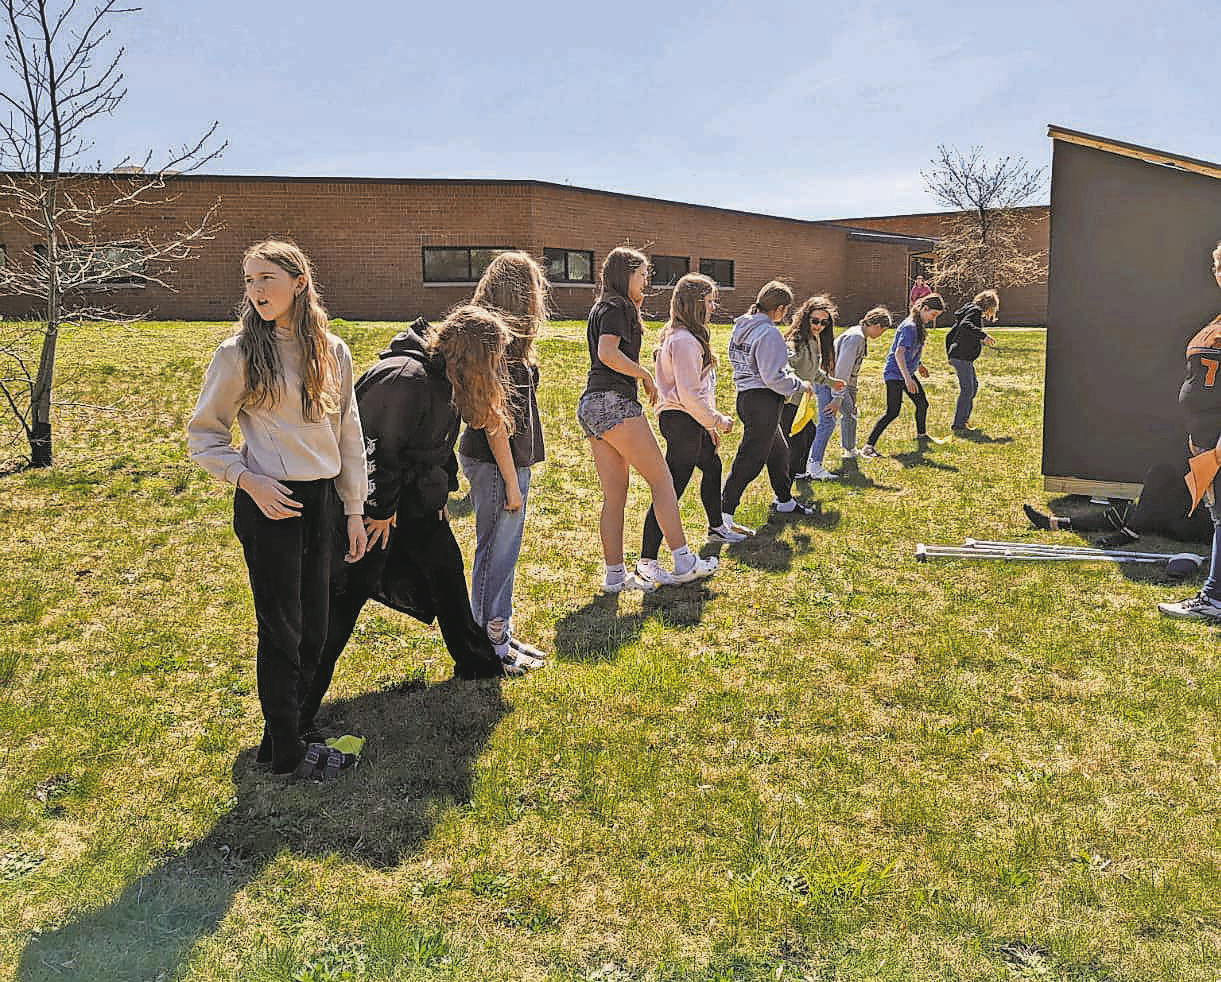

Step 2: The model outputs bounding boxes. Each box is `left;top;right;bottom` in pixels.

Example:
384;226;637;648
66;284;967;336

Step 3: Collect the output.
954;429;1013;444
551;581;712;662
15;677;507;982
892;447;959;472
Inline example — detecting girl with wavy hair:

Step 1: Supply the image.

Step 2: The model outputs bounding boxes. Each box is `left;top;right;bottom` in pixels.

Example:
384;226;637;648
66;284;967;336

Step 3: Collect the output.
576;247;718;592
188;240;368;779
638;273;740;581
457;251;549;671
782;295;846;482
302;304;514;728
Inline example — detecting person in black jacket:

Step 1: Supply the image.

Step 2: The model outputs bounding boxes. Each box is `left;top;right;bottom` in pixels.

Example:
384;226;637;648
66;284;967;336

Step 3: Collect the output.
301;306;513;729
946;289;999;432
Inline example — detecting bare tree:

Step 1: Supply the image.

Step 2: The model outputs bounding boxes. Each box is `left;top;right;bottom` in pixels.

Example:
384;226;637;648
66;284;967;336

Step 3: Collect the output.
921;145;1047;299
0;0;225;468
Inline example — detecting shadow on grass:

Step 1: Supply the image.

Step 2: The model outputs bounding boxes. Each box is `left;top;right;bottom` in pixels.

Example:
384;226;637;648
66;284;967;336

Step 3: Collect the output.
16;677;506;982
716;508;841;572
953;428;1013;444
892;446;959;472
818;459;900;491
551;582;712;662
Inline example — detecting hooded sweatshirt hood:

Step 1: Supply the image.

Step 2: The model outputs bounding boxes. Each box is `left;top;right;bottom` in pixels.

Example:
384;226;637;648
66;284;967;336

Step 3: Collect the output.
380;316;441;370
727;311;804;398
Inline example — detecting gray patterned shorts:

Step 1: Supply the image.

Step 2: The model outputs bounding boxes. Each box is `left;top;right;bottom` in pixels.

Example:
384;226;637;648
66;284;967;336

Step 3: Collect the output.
576;389;643;439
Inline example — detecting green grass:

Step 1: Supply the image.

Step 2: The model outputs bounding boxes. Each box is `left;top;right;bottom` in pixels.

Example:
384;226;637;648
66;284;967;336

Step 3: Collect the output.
1;319;1219;981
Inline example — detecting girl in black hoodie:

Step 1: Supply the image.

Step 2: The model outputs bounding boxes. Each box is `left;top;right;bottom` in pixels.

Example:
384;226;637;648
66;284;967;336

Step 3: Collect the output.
946;289;999;431
301;305;513;728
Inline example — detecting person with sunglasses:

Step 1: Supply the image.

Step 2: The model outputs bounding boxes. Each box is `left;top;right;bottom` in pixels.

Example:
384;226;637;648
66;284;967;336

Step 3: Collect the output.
782;296;846;481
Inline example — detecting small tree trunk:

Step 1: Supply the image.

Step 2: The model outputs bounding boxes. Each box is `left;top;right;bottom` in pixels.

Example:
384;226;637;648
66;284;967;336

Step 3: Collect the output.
29;194;59;468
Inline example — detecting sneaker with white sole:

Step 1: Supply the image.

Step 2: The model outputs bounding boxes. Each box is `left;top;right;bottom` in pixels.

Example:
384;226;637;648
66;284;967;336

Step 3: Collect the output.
806;464;837;480
668;555;718;584
1157;594;1221;622
841;448;859;459
858;445;879;458
707;523;747;544
771;497;818;516
721;513;756;536
508;636;547;664
600;570;659;594
635;558;671;587
793;471;813;481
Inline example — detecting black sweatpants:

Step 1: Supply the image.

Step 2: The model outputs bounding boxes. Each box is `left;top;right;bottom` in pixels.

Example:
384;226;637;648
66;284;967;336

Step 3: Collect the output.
232;478;335;773
779;400;816;481
641;409;724;559
866;378;928;448
301;511;500;728
721;388;793;516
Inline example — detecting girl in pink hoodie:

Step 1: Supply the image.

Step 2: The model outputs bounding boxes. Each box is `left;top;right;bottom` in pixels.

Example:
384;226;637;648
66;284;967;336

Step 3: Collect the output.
637;274;742;584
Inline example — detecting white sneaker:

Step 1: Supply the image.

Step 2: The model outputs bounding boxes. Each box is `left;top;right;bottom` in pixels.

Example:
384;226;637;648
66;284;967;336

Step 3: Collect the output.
841;448;858;459
721;513;755;536
635;558;672;587
1157;594;1221;622
707;523;747;544
600;570;659;594
668;554;718;584
806;464;837;480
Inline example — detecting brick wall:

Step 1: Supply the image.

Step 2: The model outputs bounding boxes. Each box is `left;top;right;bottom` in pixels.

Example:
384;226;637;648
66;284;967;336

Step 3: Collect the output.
0;175;934;326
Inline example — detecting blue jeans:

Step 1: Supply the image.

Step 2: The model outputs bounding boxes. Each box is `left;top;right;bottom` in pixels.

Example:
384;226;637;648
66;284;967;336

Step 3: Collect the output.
459;454;532;630
837;386;859;452
949;358;978;429
806;383;836;470
1203;487;1221;601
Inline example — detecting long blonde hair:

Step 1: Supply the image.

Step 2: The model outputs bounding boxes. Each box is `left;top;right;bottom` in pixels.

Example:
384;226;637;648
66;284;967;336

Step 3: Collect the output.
237;240;338;422
425;304;513;435
471;251;548;366
664;273;718;370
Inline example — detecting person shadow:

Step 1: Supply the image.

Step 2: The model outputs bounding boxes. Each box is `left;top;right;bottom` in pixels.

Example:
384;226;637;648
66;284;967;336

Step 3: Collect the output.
893;446;959;472
955;429;1013;445
15;677;507;982
815;459;900;491
551;575;713;662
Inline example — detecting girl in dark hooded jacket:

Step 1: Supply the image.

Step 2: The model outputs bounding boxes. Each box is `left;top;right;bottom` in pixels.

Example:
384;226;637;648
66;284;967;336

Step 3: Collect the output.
946;289;999;432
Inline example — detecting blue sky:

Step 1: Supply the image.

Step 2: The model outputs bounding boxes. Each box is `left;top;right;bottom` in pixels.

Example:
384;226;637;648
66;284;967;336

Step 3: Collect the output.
68;0;1219;220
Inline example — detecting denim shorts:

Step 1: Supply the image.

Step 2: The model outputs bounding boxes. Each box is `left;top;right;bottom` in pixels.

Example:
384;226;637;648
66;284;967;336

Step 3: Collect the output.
576;389;643;439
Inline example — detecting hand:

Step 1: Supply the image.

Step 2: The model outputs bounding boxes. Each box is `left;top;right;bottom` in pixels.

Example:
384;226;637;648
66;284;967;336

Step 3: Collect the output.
640;372;658;406
439;504;449;522
917;364;929;378
364;513;396;551
829;376;847;392
803;381;814;395
825;399;842;416
707;427;721;447
345;515;368;563
719;417;734;434
238;472;302;520
504;486;522;512
984;335;996;346
905;378;918;395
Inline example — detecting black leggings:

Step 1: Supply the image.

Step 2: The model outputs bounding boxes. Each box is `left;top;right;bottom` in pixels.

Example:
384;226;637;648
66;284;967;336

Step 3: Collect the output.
641;410;724;559
232;479;335;773
302;511;500;728
779;400;816;480
721;388;793;515
866;378;928;447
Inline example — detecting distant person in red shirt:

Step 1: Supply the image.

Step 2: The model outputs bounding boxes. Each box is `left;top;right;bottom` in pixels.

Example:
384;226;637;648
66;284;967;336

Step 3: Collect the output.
909;274;932;306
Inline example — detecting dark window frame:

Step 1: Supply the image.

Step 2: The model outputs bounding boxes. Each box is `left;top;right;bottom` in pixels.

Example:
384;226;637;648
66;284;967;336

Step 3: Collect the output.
543;247;595;284
421;245;516;284
698;258;735;288
650;254;690;288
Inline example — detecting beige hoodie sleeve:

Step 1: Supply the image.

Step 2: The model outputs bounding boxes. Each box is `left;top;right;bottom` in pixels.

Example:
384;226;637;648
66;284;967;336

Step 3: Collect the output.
331;337;368;515
672;332;730;431
186;339;250;486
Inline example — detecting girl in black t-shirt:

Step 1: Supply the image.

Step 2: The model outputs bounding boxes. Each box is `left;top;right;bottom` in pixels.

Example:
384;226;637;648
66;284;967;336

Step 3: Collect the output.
575;247;718;592
458;251;549;672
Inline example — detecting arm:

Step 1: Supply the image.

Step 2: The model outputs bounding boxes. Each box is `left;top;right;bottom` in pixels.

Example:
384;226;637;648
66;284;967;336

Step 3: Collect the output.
487;425;522;511
332;341;368;562
597;333;657;403
359;367;415;522
758;331;808;398
671;336;730;432
186;343;250;487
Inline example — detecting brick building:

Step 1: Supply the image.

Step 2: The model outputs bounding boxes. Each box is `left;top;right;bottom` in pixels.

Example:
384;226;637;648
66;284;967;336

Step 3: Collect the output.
0;174;1047;324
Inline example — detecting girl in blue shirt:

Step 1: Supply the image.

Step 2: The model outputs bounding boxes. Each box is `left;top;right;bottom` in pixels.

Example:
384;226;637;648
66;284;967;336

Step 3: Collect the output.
860;294;945;456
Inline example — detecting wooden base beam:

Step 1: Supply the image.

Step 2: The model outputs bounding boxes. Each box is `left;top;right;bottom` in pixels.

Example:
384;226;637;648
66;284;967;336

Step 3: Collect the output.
1043;475;1143;500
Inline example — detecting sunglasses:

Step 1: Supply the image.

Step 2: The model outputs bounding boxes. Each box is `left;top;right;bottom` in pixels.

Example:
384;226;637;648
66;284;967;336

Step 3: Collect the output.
810;317;831;327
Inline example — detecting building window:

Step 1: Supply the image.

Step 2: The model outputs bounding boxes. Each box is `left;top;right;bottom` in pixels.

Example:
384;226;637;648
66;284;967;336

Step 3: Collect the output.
543;247;594;284
650;254;689;287
422;246;514;284
699;258;734;287
30;241;145;287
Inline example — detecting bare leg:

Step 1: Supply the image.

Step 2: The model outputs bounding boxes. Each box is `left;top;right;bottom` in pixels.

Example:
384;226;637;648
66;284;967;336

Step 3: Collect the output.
600;414;687;552
589;436;630;566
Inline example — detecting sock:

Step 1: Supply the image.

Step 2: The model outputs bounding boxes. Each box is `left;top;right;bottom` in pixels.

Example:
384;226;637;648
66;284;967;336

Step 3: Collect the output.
775;498;797;513
672;545;695;574
604;563;626;585
721;512;736;528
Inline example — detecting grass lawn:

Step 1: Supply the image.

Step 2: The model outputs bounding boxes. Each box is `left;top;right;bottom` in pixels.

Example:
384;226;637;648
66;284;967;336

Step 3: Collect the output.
1;318;1219;982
